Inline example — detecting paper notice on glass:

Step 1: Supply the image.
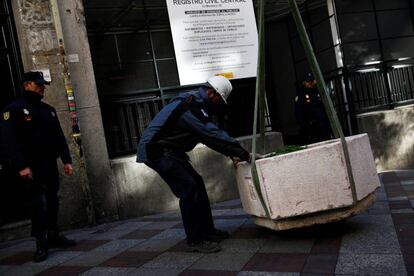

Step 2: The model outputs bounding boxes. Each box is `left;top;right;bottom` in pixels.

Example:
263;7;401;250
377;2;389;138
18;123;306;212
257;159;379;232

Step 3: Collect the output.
167;0;258;85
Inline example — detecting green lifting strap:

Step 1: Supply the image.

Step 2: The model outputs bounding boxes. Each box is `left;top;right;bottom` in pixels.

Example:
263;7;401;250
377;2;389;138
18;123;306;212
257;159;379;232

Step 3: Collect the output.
251;0;271;219
287;0;358;204
250;0;358;220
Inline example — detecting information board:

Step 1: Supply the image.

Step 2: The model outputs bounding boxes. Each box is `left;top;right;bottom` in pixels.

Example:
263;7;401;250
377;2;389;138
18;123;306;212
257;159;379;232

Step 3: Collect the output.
167;0;258;85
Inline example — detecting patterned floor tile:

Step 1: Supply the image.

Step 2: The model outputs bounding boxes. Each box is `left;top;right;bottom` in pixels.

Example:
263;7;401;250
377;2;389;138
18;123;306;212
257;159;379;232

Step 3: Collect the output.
150;229;186;240
64;230;95;241
62;251;120;266
212;209;233;216
211;199;242;209
80;267;136;275
121;229;163;239
129;238;181;252
395;224;414;240
394;171;414;182
389;200;412;210
141;221;181;230
91;239;144;252
0;265;12;274
88;229;136;240
230;228;272;239
0;240;35;253
380;172;400;185
258;238;314;253
340;215;401;254
397;237;414;254
403;254;414;275
375;191;388;202
335;253;407;275
142;252;202;270
243;253;307;272
391;209;414;214
310;236;342;254
214;219;247;232
190;252;254;271
109;221;152;232
0;264;51;275
302;253;337;274
64;240;111;251
180;269;238;275
171;222;184;229
101;251;161;267
220;239;265;253
238;272;300;276
0;251;32;265
166;240;190;252
36;265;90;276
366;201;390;215
220;208;249;216
126;267;184;276
0;249;22;262
29;251;83;267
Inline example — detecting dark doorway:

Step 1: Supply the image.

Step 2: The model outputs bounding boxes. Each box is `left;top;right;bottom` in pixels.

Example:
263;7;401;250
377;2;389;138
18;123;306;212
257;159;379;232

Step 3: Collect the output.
0;0;29;226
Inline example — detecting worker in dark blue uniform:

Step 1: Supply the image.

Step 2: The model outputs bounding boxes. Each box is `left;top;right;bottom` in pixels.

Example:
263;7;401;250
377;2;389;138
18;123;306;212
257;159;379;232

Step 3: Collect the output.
1;72;76;262
137;76;251;253
295;73;332;144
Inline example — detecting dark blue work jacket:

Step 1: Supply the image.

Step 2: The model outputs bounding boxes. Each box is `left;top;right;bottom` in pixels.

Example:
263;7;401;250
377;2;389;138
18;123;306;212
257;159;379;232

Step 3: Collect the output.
136;87;249;163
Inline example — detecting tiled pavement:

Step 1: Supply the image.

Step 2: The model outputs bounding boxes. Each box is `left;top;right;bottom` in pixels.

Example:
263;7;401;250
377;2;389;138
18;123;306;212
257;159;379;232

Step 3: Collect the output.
1;170;414;276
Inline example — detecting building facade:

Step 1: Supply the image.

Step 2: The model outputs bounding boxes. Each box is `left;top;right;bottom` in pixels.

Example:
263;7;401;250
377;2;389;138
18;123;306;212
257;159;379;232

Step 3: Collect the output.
1;0;414;234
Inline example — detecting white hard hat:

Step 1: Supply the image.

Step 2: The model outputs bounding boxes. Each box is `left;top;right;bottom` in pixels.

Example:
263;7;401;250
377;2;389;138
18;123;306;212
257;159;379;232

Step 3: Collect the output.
207;76;233;104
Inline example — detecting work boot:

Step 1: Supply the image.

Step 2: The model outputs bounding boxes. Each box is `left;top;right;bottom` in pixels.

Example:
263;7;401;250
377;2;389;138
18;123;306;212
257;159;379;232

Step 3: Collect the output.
33;239;48;263
48;231;77;248
203;228;229;242
186;241;221;253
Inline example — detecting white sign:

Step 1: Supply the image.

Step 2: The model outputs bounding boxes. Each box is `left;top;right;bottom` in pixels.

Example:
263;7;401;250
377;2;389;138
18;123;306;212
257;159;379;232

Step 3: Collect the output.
68;54;80;63
167;0;258;85
33;68;51;82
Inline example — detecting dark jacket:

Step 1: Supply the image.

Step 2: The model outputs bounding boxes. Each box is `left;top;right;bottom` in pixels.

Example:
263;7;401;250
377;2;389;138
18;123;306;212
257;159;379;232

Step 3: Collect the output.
295;85;329;124
1;91;72;171
137;87;249;163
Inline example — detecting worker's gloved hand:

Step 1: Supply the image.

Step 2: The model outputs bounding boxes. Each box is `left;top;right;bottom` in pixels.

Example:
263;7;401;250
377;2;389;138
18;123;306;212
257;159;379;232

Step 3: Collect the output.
248;153;265;163
231;156;242;168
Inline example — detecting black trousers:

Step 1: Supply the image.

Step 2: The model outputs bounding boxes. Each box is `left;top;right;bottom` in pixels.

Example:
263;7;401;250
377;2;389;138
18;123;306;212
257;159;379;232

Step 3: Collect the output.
146;155;215;244
28;159;60;240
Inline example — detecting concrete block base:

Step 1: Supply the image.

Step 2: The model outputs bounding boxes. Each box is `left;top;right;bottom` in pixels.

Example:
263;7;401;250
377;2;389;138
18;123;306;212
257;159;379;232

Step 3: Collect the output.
254;193;376;231
236;133;380;229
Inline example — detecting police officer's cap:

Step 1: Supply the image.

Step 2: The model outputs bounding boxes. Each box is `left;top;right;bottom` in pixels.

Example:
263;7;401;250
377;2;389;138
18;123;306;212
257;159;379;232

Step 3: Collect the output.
22;71;51;85
304;72;315;82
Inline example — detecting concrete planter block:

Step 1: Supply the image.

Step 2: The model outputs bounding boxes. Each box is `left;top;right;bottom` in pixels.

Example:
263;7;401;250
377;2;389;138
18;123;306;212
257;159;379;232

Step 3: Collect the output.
236;133;380;224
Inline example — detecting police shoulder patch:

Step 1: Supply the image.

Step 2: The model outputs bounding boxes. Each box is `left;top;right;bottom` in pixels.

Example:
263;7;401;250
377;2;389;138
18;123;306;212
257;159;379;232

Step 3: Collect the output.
3;111;10;121
200;109;209;118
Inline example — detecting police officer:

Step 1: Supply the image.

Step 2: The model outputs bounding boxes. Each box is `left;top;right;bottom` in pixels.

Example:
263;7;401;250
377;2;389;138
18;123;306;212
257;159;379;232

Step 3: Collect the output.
294;72;331;144
1;71;76;262
137;76;251;253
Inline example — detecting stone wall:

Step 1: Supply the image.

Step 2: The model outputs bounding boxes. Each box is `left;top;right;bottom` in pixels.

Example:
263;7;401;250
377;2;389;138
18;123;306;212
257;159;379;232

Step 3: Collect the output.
357;105;414;171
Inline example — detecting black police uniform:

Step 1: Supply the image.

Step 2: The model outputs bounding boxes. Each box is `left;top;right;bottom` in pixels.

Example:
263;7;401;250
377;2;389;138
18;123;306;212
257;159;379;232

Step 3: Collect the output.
1;90;72;241
295;83;331;144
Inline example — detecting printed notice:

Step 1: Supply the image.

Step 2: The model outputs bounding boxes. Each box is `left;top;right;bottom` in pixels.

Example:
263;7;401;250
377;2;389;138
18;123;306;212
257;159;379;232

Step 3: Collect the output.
167;0;258;85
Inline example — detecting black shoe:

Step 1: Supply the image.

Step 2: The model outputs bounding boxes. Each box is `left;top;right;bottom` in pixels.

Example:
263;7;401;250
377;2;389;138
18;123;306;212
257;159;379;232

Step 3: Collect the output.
186;241;221;253
33;239;48;262
48;234;77;248
203;229;229;242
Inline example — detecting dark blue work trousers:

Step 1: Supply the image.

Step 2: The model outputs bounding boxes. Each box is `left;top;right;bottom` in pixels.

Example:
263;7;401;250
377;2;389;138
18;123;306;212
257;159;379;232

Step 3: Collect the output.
146;155;215;244
28;159;60;240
